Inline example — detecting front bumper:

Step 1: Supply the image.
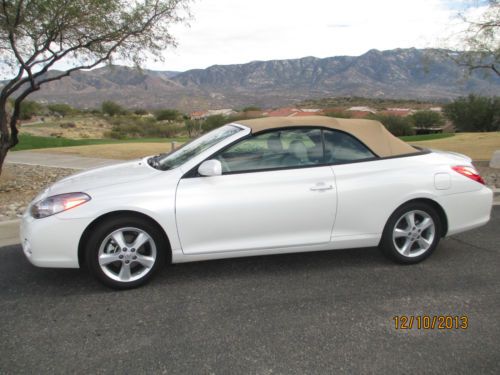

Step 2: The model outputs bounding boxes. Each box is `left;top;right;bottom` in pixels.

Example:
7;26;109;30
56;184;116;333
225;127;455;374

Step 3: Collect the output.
20;213;91;268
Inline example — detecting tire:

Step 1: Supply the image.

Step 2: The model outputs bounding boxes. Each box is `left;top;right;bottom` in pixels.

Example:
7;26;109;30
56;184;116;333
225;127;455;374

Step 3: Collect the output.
85;216;166;289
379;202;442;264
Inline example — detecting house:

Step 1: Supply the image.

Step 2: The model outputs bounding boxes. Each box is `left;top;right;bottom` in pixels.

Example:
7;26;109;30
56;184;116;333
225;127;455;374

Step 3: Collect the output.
265;108;324;117
190;108;237;120
190;111;208;120
266;108;301;117
207;109;236;117
429;107;443;112
347;106;377;114
290;110;324;117
380;108;415;117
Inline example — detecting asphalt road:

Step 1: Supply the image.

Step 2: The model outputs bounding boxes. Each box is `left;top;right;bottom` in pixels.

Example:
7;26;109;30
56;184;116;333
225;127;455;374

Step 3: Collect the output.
1;208;499;374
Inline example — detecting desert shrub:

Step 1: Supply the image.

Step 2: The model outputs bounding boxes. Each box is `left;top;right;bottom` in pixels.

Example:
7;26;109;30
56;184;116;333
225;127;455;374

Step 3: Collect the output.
108;116;183;138
19;100;44;120
324;109;352;119
47;103;76;117
242;106;261;112
201;114;228;132
133;108;149;116
185;119;203;137
409;110;444;129
59;122;77;128
444;95;499;132
155;109;180;121
370;114;415;136
101;101;128;116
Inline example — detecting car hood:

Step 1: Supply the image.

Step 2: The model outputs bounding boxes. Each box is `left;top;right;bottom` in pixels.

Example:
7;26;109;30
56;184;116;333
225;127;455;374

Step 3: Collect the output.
38;158;161;199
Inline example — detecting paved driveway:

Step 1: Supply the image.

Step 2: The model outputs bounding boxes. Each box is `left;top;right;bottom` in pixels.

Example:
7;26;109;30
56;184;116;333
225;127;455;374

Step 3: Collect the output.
0;208;499;374
5;151;119;169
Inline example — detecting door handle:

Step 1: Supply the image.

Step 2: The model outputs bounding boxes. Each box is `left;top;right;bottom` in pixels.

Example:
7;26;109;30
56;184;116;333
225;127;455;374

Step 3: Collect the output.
310;183;334;191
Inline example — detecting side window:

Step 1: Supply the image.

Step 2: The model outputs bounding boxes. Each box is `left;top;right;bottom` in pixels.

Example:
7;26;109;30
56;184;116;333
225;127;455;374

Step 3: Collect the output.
323;129;375;163
216;128;323;173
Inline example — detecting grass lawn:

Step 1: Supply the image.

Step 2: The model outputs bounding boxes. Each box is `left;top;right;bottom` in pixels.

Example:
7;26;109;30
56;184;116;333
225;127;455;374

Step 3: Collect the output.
35;143;180;160
11;132;500;161
409;132;500;160
400;133;454;142
13;134;188;151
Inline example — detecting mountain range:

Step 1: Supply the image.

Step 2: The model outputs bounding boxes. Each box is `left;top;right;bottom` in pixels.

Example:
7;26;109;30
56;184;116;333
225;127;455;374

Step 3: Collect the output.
18;48;500;110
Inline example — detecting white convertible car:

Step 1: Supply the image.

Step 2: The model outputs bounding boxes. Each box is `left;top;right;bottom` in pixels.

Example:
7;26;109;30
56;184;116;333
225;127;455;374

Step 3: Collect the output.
21;116;493;288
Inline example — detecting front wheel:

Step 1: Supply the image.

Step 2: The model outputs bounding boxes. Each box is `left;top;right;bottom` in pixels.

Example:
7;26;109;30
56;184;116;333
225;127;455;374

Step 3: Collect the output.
85;217;166;289
379;202;442;264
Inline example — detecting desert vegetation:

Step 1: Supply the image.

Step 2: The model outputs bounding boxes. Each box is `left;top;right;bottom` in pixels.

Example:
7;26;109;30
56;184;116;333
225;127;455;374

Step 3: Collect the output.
7;93;497;157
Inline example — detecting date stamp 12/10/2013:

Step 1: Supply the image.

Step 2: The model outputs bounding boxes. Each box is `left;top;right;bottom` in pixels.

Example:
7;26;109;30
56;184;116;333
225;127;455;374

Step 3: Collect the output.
393;315;469;330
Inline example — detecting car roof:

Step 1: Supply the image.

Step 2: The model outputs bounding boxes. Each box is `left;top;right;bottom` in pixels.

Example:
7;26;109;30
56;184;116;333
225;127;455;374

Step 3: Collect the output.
234;116;418;157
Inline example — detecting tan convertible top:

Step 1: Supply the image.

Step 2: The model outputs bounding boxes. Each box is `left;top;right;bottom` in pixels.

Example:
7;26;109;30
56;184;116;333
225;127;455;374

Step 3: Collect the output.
235;116;417;157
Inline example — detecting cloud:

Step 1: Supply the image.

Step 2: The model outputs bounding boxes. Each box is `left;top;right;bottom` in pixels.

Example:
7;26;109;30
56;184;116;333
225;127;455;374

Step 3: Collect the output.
139;0;495;71
327;24;352;29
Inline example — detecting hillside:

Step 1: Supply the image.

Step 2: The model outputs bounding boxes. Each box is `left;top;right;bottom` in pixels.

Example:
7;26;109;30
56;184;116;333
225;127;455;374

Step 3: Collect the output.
8;48;500;110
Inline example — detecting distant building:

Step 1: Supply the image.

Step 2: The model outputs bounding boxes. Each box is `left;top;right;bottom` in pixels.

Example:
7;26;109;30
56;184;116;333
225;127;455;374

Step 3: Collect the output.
190;111;208;120
429;107;443;112
347;106;377;114
290;110;324;117
190;108;236;120
265;108;324;117
380;108;415;117
207;109;236;117
266;108;301;117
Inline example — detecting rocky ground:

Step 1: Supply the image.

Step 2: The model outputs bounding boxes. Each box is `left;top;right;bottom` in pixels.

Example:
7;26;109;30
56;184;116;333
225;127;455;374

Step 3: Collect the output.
0;162;498;223
0;164;76;221
475;161;499;189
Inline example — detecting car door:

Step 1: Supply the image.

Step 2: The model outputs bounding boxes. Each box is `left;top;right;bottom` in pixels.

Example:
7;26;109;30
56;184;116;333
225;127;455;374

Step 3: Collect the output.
175;128;337;254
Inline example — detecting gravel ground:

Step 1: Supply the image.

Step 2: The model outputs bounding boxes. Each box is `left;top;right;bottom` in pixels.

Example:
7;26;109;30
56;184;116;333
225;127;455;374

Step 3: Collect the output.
0;164;76;221
0;162;498;222
475;161;499;188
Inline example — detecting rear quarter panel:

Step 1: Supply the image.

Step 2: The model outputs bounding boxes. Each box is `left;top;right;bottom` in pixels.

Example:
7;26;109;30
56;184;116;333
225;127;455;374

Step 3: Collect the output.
330;152;475;243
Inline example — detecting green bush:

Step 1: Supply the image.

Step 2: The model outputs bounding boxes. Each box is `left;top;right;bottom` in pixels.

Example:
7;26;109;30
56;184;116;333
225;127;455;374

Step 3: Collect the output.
154;109;180;121
410;110;445;129
444;95;499;132
19;100;44;120
47;103;76;117
108;116;183;138
324;109;352;119
370;114;415;136
133;108;149;116
101;100;127;116
185;119;203;137
201;115;228;132
242;106;261;112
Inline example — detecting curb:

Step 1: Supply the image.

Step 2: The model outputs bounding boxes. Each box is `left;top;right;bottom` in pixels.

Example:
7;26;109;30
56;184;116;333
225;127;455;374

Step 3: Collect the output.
0;219;21;247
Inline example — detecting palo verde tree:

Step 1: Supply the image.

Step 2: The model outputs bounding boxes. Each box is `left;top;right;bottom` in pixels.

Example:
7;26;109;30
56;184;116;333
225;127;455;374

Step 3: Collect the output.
0;0;190;174
448;0;499;76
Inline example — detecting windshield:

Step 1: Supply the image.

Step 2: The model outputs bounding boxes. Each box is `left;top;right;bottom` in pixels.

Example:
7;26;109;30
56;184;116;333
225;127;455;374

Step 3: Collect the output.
149;125;242;171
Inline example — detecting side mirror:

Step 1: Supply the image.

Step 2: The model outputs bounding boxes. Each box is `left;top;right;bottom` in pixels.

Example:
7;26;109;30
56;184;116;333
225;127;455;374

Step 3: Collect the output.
198;159;222;177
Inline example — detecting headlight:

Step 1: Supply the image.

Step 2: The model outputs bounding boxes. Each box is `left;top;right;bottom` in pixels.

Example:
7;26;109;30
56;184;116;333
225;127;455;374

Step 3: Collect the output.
30;192;91;219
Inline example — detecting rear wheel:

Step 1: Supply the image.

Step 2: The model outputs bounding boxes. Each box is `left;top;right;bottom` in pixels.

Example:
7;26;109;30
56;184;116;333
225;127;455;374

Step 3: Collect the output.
379;202;442;264
85;216;166;289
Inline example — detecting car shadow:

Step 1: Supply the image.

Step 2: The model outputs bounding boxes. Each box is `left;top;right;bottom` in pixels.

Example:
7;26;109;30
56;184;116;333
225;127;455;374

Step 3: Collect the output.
156;247;392;287
0;245;393;296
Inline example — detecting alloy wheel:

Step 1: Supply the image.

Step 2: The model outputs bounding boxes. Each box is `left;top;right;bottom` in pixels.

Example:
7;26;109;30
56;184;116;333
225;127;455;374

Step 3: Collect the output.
98;227;157;282
392;210;436;258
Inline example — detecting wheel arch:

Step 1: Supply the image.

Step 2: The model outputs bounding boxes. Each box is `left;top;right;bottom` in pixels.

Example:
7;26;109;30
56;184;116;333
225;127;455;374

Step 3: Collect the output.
78;210;172;267
391;198;449;237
